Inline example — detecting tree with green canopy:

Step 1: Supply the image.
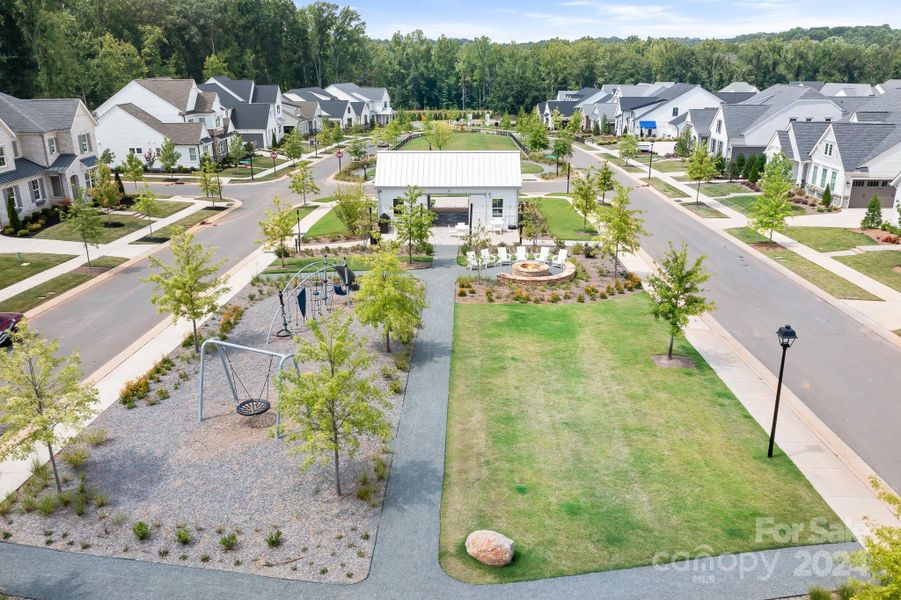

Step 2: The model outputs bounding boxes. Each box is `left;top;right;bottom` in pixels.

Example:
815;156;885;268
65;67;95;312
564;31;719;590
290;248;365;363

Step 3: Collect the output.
333;184;375;237
159;137;181;173
425;120;453;150
552;130;573;175
571;167;598;231
133;186;160;241
596;161;615;204
258;196;296;267
122;151;144;194
289;163;319;206
198;156;221;206
595;183;647;279
750;151;794;241
90;163;122;224
282;128;304;166
392;186;436;263
618;133;638;164
686;145;719;205
62;190;102;267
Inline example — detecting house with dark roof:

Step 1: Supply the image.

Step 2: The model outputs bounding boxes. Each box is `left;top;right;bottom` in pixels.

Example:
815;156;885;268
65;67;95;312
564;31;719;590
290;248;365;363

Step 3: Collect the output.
615;83;722;138
325;83;393;126
764;121;830;186
534;101;580;130
281;99;324;137
283;89;356;129
0;92;97;227
705;84;844;160
199;76;284;148
94;78;235;169
671;107;718;147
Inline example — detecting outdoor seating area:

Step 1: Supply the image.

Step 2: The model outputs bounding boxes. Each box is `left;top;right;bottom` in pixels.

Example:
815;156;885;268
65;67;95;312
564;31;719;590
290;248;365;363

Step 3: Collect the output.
464;246;567;271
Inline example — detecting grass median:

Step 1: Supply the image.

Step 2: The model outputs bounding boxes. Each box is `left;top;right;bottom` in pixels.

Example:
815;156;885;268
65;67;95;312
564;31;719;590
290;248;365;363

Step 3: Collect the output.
0;256;128;313
0;253;77;287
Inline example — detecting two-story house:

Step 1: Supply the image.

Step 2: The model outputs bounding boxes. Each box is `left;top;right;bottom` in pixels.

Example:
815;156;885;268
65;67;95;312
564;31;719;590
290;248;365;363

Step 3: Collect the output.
325;83;394;126
95;78;235;170
618;83;723;138
199;76;284;148
0;92;97;227
281;99;323;137
706;84;844;161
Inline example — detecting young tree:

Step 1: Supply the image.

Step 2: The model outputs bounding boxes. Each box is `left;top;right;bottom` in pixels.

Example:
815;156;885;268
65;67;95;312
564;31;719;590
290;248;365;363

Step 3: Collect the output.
674;127;695;162
317;124;333;149
62;191;102;267
750;151;794;241
592;121;601;136
820;184;833;208
734;154;747;179
282;128;304;166
647;242;716;360
462;226;492;280
144;230;227;352
90;163;122;224
571;168;598;231
330;123;344;145
861;196;884;229
596;161;615;204
333;184;374;237
98;148;115;166
713;153;726;177
618;133;638;164
258;196;295;267
501;113;511;129
567;109;583;134
198;156;221;206
393;186;436;263
0;321;97;493
114;169;126;196
524;119;549;152
159;136;181;173
289;163;319;206
520;200;548;247
202;53;233;80
5;193;22;232
122;151;144;194
550;108;563;131
133;186;160;240
726;159;741;181
425;120;453;150
596;183;647;278
685;145;719;205
747;156;762;183
277;310;389;497
845;480;901;599
348;138;366;162
552;131;573;175
228;134;245;165
600;114;609;135
355;248;426;352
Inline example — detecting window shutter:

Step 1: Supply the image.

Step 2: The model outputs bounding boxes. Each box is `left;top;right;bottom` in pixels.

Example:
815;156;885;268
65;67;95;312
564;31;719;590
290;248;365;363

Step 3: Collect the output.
38;179;47;200
13;185;22;208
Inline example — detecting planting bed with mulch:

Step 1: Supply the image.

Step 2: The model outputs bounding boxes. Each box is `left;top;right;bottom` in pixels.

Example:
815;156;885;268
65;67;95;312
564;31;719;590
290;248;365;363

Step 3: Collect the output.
0;281;414;583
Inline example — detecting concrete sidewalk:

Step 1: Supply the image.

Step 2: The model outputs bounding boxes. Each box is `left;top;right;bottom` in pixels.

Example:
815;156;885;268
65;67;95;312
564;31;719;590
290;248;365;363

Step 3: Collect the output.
620;248;901;540
0;197;212;303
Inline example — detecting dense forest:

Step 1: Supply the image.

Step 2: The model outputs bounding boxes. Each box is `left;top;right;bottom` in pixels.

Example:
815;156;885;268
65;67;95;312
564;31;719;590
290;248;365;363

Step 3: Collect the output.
3;0;901;113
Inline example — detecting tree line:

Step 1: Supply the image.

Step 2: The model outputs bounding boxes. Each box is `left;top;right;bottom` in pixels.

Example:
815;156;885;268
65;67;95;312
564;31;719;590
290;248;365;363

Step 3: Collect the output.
3;1;901;111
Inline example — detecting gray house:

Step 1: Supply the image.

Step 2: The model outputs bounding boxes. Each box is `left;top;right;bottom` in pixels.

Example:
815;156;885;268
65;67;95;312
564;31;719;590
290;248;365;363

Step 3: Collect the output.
0;92;97;227
199;76;284;148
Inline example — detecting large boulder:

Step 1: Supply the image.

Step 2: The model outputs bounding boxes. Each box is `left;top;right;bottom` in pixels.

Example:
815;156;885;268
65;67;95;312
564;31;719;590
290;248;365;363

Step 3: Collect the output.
465;530;515;567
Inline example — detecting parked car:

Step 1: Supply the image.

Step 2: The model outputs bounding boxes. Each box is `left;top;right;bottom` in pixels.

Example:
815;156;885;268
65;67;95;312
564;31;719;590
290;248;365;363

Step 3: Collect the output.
0;312;23;346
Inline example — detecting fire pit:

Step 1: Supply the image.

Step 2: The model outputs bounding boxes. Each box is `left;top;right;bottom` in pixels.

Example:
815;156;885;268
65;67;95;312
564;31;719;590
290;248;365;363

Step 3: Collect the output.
512;260;550;278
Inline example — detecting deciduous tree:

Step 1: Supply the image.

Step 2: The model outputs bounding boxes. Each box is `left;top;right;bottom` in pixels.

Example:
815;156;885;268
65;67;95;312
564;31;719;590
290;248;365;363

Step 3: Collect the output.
90;163;122;224
861;196;883;230
62;191;102;267
647;242;716;359
289;164;319;206
571;168;598;231
393;186;436;263
596;161;615;204
552;131;573;175
198;156;221;206
333;185;374;236
282;128;304;166
159;137;181;173
0;321;97;493
674;127;695;161
202;53;233;80
750;151;794;240
122;151;144;194
355;248;425;352
144;230;226;352
618;133;638;164
258;196;295;267
686;145;719;204
133;187;160;240
596;183;647;279
277;310;389;497
425;120;453;150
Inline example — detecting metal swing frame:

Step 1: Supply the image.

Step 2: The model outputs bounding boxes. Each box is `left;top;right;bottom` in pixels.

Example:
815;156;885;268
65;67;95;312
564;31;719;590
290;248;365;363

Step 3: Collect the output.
265;255;353;345
198;339;301;437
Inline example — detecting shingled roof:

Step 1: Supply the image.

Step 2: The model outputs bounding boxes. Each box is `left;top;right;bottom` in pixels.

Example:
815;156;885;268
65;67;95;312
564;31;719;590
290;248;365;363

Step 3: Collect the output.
134;78;195;112
0;92;83;133
829;122;901;171
117;103;205;144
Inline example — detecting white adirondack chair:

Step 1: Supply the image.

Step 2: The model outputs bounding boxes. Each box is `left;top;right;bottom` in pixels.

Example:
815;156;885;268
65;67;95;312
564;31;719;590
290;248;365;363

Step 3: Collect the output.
536;246;550;263
466;251;480;270
551;248;568;268
480;248;497;267
516;246;528;262
496;246;512;265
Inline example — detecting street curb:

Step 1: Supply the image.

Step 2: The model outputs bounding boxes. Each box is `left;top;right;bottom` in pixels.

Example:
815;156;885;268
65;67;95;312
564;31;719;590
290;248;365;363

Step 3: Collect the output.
591;146;901;352
23;198;243;320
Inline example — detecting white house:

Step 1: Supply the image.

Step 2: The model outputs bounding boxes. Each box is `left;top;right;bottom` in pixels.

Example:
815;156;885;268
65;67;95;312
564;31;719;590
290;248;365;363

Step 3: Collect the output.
535;101;580;130
706;84;843;160
282;99;323;136
618;83;722;138
670;107;718;148
199;76;284;148
373;151;522;229
95;77;234;167
325;83;394;125
765;121;830;186
0;92;97;226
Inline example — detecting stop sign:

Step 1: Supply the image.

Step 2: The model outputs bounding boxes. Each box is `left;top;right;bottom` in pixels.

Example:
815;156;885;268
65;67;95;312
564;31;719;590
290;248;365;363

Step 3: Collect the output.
335;151;344;159
269;151;277;159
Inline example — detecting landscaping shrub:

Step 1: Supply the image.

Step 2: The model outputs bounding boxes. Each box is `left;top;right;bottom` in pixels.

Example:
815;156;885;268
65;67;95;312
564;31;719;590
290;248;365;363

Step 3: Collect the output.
93;492;109;508
267;529;283;548
36;494;58;516
72;493;87;516
549;292;561;303
374;456;388;481
20;494;37;512
200;554;210;562
82;428;109;447
61;447;89;469
837;579;862;600
389;379;403;394
174;528;192;545
356;486;374;502
577;294;585;303
220;532;238;551
380;365;397;380
394;351;410;372
485;289;494;303
155;388;170;402
861;196;884;229
133;521;150;541
806;586;831;600
119;376;150;407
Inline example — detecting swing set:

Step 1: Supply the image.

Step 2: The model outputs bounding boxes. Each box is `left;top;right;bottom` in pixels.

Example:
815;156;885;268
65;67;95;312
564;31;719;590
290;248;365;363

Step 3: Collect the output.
265;256;357;345
198;339;301;437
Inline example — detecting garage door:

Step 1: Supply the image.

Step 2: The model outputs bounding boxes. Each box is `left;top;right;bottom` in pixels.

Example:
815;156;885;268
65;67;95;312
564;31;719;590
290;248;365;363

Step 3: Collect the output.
849;179;895;208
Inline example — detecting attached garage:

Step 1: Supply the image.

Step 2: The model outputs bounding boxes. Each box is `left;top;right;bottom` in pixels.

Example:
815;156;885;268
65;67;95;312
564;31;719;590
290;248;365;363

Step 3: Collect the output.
848;179;896;208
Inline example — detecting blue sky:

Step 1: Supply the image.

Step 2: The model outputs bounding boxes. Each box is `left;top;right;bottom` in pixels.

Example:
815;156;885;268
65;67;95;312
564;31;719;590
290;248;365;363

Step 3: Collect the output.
340;0;900;42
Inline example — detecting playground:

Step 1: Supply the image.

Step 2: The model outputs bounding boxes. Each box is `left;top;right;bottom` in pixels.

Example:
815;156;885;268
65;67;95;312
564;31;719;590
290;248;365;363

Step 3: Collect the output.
0;264;410;583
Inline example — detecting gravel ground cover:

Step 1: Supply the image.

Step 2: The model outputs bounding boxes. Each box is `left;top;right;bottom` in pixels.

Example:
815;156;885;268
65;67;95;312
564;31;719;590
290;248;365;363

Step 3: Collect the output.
0;282;412;583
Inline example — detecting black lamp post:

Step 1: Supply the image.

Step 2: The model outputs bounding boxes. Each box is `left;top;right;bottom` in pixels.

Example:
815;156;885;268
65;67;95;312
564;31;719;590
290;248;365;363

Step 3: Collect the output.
295;208;302;253
249;152;255;180
768;324;798;458
648;141;654;180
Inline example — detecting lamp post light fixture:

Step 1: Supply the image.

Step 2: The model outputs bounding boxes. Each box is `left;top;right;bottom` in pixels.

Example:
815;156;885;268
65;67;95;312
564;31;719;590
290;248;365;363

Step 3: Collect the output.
295;208;303;253
648;142;654;180
768;324;798;458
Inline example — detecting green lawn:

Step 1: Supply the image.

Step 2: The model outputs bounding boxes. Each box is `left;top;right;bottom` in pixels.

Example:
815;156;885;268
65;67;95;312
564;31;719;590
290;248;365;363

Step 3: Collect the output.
681;202;727;218
628;156;686;172
701;182;753;197
441;298;843;583
783;227;877;252
146;207;226;242
0;253;77;287
214;156;290;177
521;161;544;174
603;155;644;173
726;228;879;300
307;195;336;204
401;132;520;151
0;256;127;313
718;195;805;217
643;177;688;198
262;253;432;274
534;197;597;240
152;200;193;218
35;214;147;243
227;166;296;184
305;208;350;237
835;250;901;293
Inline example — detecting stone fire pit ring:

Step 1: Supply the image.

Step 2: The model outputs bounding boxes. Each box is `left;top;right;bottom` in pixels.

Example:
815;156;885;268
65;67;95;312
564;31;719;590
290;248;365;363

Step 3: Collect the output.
498;260;576;286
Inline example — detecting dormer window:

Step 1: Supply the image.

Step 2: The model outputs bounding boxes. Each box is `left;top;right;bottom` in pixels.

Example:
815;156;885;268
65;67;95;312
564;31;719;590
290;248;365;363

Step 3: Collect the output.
48;137;57;154
715;120;722;134
78;133;92;153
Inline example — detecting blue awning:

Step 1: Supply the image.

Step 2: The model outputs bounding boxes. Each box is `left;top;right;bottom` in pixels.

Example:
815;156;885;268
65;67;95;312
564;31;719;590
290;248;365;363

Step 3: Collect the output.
639;120;657;129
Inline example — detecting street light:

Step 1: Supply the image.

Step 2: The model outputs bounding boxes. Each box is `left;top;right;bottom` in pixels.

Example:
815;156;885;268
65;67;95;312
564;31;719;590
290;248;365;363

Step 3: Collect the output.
767;324;798;458
648;141;654;180
295;208;303;253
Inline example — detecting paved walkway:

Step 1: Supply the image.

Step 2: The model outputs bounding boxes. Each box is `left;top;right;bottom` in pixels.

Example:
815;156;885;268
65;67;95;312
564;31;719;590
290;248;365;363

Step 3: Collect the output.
0;244;860;599
0;197;212;303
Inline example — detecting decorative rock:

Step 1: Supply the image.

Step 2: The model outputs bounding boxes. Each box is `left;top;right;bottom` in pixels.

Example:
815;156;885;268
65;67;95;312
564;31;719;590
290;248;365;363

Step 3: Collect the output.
465;530;515;566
